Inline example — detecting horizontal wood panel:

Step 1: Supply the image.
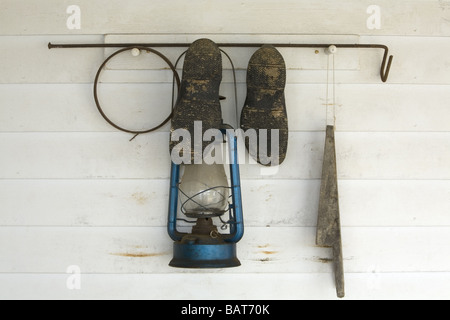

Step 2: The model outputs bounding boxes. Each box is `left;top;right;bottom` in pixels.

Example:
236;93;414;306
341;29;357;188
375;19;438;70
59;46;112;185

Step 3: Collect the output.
335;84;450;132
1;132;450;179
1;0;449;36
2;83;450;133
0;132;171;179
1;272;449;300
334;132;450;180
0;131;322;179
0;226;449;274
0;35;104;84
1;179;449;227
2;35;450;85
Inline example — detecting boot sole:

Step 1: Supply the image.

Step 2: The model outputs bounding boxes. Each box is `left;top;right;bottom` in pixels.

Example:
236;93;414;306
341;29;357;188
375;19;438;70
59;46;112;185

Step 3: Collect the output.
170;39;223;163
240;45;288;166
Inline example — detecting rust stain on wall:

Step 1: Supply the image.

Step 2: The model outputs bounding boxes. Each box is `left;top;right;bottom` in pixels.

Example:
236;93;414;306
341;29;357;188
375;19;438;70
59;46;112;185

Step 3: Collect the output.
111;252;167;258
308;256;333;264
131;191;150;205
259;257;271;262
261;250;278;255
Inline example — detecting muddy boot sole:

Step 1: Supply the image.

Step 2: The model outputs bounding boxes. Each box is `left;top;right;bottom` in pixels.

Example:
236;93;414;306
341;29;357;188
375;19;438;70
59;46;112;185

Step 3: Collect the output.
240;45;288;166
170;38;223;163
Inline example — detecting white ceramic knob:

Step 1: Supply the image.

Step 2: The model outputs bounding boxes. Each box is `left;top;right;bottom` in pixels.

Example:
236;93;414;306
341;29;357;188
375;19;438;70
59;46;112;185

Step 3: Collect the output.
327;45;337;55
131;48;141;57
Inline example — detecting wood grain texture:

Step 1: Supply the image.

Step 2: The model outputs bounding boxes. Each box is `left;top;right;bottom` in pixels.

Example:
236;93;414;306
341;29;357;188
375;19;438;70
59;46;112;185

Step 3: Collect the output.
2;132;449;179
2;35;450;85
2;83;450;133
1;0;449;36
0;226;449;274
1;179;448;227
2;273;449;300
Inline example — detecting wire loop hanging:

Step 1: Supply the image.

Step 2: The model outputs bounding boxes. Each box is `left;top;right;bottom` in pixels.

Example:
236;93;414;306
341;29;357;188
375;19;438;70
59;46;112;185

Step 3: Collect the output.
93;46;181;140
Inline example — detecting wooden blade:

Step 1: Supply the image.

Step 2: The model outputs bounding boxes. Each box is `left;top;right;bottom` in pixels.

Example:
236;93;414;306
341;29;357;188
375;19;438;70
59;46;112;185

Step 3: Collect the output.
316;125;345;298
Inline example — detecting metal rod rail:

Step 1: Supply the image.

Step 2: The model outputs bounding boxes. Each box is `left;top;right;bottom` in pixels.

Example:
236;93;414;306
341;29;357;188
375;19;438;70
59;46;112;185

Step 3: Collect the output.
48;42;393;82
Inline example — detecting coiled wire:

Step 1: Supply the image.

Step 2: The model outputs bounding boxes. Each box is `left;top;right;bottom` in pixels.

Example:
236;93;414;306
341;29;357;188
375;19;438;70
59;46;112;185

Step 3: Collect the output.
93;46;181;140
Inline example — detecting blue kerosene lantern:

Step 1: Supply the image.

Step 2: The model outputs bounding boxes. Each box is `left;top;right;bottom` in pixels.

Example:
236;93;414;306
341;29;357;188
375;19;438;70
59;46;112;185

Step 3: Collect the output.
167;129;244;268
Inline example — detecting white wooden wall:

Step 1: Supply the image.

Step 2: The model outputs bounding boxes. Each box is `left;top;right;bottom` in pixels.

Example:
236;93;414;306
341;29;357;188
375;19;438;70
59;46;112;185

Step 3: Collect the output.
1;0;450;300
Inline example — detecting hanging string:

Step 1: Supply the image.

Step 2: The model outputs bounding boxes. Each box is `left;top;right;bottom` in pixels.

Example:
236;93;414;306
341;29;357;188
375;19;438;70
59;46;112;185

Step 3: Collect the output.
333;52;336;127
326;46;336;128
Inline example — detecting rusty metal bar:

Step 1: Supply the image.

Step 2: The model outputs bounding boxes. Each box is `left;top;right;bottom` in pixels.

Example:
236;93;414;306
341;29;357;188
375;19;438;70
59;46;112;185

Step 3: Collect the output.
48;42;393;82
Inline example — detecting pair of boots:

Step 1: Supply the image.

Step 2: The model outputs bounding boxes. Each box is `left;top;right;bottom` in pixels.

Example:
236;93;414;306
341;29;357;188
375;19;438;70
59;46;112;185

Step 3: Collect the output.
170;38;288;166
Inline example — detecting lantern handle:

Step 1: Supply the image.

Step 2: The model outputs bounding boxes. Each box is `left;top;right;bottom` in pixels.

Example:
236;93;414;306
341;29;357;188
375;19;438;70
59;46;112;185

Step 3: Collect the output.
221;129;244;243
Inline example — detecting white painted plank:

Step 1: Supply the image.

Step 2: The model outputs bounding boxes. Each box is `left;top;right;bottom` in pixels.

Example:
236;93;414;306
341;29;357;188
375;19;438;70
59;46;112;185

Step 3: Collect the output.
0;131;190;177
1;132;450;179
334;132;450;180
0;132;324;180
241;131;450;180
0;35;104;84
285;35;450;85
0;179;321;228
1;0;449;36
2;180;449;227
0;131;326;179
0;84;112;132
0;82;322;133
335;84;450;132
1;272;449;300
339;180;450;227
0;132;171;179
368;35;450;85
0;83;322;133
0;179;171;227
0;226;449;274
2;83;450;133
2;35;450;85
99;34;450;85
